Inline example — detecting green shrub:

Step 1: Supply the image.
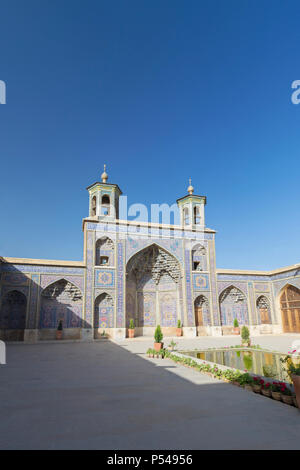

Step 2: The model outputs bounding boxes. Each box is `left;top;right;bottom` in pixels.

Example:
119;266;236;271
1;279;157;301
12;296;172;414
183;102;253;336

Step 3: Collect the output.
262;364;277;378
154;325;163;343
233;318;239;328
129;319;135;329
177;319;182;328
238;372;253;386
241;326;250;342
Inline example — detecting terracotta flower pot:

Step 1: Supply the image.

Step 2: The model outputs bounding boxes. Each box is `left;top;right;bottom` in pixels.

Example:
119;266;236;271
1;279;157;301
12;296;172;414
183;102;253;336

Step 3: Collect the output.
271;391;282;401
282;395;293;406
262;389;272;398
128;329;135;338
176;328;182;337
234;327;240;335
233;381;240;387
292;375;300;409
244;384;253;392
154;342;163;352
253;385;261;393
56;330;63;340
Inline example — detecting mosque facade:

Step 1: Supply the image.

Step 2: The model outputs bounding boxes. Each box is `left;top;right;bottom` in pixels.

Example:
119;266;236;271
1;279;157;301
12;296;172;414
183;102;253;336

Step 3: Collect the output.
1;167;300;342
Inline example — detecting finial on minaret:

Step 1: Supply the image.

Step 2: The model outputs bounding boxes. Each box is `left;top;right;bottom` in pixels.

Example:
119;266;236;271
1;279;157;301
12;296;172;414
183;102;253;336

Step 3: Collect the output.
101;164;108;183
187;177;194;195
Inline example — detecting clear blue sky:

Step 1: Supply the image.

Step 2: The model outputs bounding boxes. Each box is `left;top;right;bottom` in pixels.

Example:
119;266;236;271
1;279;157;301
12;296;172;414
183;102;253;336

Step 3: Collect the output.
1;0;300;270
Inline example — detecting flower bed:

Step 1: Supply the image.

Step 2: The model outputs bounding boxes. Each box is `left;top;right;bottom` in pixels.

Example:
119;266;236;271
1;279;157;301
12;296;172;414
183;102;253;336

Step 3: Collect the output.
147;349;298;409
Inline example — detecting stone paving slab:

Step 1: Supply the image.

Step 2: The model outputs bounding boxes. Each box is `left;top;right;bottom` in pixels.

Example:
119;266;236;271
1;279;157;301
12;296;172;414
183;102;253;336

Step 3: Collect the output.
0;338;299;450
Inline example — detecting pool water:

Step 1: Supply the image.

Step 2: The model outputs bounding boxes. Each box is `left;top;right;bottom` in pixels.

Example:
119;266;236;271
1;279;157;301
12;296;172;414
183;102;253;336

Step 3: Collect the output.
182;349;290;382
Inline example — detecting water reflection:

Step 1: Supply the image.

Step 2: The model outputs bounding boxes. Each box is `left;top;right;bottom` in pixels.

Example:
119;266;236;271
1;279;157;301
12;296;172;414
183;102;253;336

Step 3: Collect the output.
184;349;290;382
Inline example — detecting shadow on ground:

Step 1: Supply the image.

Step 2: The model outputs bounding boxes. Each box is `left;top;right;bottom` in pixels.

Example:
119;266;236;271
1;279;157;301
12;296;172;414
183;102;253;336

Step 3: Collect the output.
0;340;300;450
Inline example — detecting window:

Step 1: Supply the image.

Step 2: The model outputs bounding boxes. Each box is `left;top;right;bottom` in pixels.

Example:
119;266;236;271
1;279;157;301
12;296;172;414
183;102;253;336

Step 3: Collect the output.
100;256;109;265
102;195;110;204
183;207;189;225
101;194;110;216
194;206;200;224
91;196;96;216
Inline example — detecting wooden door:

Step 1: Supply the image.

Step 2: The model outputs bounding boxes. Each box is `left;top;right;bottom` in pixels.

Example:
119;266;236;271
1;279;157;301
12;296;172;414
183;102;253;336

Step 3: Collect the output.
195;305;203;327
280;285;300;333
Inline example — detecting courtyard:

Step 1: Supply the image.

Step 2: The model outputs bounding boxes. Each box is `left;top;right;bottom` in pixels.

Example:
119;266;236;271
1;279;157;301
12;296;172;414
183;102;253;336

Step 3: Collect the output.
0;335;300;450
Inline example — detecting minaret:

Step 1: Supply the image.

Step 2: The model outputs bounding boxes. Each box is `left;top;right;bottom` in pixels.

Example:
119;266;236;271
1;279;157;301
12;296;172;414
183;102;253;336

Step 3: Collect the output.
176;178;206;229
86;164;122;220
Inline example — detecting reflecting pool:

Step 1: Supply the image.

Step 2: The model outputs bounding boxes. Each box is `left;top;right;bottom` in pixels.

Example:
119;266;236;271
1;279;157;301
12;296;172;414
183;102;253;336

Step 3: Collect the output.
182;349;291;382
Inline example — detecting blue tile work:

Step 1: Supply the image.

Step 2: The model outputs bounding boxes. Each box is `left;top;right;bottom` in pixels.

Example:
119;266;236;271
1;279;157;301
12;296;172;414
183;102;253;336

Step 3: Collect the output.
184;249;194;326
208;241;220;326
193;273;210;291
116;241;125;328
41;275;84;292
94;269;115;288
28;274;40;329
247;282;257;325
126;237;183;264
0;290;27;329
1;272;30;285
1;265;84;275
39;301;82;329
137;292;156;326
218;281;248;297
84;231;94;327
160;293;177;327
219;287;249;326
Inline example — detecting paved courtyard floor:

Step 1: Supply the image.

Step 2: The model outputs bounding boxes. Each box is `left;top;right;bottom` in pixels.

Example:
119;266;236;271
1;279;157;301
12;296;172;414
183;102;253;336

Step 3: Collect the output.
1;335;300;450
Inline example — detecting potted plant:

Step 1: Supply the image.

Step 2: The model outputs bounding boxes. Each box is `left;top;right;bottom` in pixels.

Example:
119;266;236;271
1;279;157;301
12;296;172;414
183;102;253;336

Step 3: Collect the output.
154;325;164;351
168;340;177;351
238;372;254;391
241;326;251;347
280;354;300;407
100;330;108;339
261;382;272;397
128;319;135;338
56;320;63;340
252;376;263;393
281;384;293;405
233;318;240;335
176;319;182;337
271;382;282;401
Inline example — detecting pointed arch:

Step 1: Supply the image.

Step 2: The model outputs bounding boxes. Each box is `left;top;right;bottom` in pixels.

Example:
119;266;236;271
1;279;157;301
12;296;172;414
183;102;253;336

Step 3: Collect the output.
194;295;211;326
42;276;83;295
191;243;207;271
95;236;114;266
279;284;300;332
40;279;83;329
94;292;114;333
256;295;271;324
0;290;27;331
126;240;182;266
126;243;181;284
219;285;249;326
126;243;181;331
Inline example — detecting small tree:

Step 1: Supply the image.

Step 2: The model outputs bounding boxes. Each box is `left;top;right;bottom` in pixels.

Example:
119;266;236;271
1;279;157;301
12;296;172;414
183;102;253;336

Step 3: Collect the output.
177;319;182;328
129;319;135;330
154;325;163;343
241;325;250;342
57;320;63;331
233;318;239;328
